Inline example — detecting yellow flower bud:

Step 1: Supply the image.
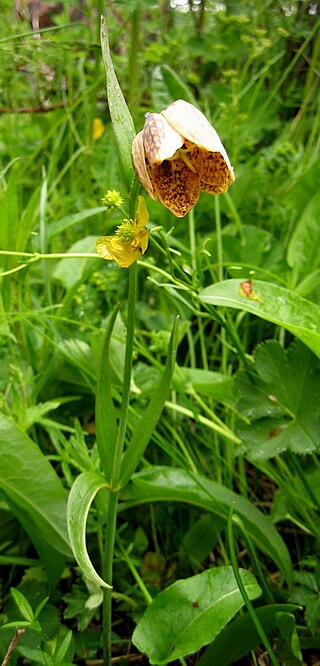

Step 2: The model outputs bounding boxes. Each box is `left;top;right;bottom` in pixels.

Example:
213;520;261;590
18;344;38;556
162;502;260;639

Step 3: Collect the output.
132;99;235;218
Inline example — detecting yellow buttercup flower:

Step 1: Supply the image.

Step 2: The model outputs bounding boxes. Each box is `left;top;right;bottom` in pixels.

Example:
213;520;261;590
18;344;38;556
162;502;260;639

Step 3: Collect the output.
96;196;149;268
132;99;235;218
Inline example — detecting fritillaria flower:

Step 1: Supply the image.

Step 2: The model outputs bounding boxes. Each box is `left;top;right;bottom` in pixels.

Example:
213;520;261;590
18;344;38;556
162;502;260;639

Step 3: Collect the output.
96;196;149;268
132;99;235;218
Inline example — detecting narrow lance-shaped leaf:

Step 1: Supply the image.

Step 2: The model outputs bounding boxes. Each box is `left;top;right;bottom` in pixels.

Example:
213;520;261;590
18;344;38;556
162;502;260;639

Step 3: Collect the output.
100;15;136;192
120;317;179;488
200;279;320;358
95;305;119;482
67;471;112;589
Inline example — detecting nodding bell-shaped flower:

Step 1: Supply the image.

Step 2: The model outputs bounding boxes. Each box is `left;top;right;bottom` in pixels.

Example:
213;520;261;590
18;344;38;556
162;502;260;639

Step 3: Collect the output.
132;99;235;218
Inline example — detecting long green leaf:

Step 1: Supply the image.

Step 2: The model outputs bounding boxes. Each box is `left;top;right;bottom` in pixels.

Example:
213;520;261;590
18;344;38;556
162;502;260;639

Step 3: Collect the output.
120;318;179;487
120;466;292;586
0;412;71;559
95;305;119;482
200;279;320;357
198;604;300;666
132;566;261;664
287;194;320;278
100;15;136;192
67;471;112;588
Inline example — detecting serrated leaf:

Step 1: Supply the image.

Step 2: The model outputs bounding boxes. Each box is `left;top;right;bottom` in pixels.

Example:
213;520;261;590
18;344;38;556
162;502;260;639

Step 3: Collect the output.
120;466;292;586
235;340;320;460
200;279;320;357
132;566;261;664
67;471;111;589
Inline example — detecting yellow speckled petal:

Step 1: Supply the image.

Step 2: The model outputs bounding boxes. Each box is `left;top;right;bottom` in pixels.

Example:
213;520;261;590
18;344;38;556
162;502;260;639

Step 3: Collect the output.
151;156;201;218
132;131;157;201
142;112;184;164
200;150;235;194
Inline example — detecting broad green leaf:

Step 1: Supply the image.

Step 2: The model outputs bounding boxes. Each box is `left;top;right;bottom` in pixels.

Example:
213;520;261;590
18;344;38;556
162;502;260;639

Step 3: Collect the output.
181;514;224;566
285;154;320;221
296;268;320;298
53;236;96;289
0;412;71;559
95;306;119;482
47;207;106;241
67;471;111;589
220;225;284;279
198;604;300;666
174;367;233;401
120;318;179;487
132;566;261;664
100;16;135;192
275;612;302;666
120;466;292;586
200;279;320;357
235;340;320;460
287;194;320;277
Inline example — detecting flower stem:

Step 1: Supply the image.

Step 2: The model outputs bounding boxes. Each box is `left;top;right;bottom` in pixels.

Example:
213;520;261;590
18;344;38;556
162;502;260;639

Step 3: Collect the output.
102;261;138;665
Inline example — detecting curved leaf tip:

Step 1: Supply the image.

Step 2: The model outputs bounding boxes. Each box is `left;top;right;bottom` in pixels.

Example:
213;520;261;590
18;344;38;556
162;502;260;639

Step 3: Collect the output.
67;471;112;589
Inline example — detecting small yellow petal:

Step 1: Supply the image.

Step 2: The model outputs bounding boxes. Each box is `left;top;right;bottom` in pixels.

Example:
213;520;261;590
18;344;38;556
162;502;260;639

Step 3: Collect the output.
96;236;137;268
135;195;149;229
93;118;104;140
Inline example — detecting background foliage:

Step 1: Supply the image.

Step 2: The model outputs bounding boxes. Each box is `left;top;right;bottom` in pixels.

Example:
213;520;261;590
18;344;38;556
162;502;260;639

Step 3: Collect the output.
0;1;320;664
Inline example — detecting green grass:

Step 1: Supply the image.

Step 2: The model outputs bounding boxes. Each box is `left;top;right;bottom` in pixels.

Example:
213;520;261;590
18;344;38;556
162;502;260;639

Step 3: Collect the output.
1;1;320;665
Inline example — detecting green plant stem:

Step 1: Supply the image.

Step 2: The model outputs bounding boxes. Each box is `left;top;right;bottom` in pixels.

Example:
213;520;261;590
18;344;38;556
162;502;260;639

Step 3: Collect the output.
233;515;274;604
102;490;118;666
112;262;138;486
227;506;279;666
102;261;138;666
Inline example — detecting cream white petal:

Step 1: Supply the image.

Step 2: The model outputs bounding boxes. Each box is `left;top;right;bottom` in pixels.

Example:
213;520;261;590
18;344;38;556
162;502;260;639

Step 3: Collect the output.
142;112;184;164
161;99;234;175
131;131;157;200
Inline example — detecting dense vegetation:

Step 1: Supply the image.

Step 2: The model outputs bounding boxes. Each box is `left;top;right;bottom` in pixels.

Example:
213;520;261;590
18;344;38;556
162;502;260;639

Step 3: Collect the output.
1;1;320;664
